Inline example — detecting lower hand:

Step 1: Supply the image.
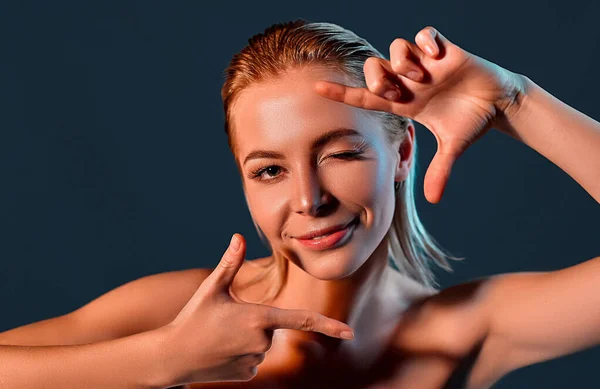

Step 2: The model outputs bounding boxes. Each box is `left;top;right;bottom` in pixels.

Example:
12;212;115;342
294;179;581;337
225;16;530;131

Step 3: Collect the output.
158;233;354;386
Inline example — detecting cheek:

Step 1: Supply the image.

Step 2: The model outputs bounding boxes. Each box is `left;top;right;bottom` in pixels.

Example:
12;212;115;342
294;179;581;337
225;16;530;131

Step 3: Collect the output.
326;163;379;204
324;157;392;210
328;155;396;236
246;187;288;239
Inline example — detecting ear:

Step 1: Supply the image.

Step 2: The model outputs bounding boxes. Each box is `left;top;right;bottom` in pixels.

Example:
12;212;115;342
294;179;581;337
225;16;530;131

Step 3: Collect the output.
394;121;415;183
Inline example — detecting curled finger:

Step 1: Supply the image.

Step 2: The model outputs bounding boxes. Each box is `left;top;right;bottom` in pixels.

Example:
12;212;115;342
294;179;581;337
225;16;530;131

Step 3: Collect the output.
415;26;452;59
364;57;403;102
389;38;426;82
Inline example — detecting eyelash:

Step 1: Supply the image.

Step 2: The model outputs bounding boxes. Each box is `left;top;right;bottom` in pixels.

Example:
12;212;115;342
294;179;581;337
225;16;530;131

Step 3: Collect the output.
248;150;366;182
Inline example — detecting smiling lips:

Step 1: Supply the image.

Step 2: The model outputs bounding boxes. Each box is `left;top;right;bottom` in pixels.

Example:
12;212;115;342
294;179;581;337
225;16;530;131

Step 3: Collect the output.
294;218;358;250
293;218;357;240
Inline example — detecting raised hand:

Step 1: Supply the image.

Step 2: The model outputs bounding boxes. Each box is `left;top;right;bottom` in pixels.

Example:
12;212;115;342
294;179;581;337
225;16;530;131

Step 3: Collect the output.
159;233;355;386
314;26;524;203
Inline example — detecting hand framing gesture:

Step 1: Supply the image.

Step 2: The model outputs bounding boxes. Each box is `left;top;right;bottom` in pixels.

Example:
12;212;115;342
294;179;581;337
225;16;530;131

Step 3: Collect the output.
315;26;524;203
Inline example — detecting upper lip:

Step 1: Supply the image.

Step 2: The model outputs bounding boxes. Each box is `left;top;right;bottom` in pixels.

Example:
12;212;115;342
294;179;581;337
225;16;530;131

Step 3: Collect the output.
293;218;356;240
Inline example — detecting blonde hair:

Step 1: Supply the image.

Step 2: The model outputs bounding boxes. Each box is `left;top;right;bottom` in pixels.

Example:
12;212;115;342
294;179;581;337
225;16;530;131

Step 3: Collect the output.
221;19;463;303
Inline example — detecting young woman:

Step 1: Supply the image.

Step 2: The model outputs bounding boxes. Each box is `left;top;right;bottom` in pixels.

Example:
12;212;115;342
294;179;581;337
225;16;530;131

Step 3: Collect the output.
0;20;598;389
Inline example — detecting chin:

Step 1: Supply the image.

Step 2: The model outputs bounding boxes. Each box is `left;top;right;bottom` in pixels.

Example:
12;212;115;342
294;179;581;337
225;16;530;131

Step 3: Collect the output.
300;250;366;280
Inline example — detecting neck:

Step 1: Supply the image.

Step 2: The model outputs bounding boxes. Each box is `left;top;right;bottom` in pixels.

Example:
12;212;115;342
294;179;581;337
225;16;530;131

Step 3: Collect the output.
272;235;403;355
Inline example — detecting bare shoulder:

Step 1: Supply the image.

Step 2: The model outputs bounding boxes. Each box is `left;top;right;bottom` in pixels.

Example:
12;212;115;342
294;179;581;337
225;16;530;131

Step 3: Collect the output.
69;267;216;342
393;277;494;358
0;267;219;346
392;272;552;389
388;275;512;389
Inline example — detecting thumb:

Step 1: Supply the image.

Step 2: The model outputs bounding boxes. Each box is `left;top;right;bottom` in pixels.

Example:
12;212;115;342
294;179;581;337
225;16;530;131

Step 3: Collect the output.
423;142;462;204
207;233;246;293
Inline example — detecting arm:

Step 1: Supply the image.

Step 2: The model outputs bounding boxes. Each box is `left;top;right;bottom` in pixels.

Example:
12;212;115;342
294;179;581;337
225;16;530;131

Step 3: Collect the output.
0;326;171;389
497;74;600;203
0;268;211;346
477;256;600;377
449;35;600;380
0;269;212;388
472;72;600;375
394;260;600;389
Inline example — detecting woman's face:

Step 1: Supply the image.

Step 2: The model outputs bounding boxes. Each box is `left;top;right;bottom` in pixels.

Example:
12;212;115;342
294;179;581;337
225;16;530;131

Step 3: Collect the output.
231;66;412;280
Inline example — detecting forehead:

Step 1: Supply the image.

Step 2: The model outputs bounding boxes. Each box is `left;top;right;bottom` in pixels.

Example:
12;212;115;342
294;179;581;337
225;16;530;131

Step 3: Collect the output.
231;67;379;161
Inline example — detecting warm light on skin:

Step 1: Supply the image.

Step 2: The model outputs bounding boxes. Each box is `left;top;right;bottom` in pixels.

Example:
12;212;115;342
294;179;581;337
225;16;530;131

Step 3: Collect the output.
230;65;414;332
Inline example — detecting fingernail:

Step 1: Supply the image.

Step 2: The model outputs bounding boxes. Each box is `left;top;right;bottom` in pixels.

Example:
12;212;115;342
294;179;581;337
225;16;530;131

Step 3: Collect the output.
340;330;354;340
229;234;240;253
383;90;399;102
425;45;435;56
406;70;422;82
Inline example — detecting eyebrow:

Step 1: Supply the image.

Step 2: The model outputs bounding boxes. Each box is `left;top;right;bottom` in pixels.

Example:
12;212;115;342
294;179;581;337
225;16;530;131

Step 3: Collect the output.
242;127;365;166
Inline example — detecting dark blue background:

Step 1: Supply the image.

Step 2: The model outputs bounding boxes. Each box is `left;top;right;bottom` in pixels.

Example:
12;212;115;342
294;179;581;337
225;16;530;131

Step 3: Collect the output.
1;1;599;387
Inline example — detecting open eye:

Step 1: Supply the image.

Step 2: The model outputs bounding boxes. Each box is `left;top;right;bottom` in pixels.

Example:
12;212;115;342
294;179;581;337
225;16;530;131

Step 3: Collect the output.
250;165;283;181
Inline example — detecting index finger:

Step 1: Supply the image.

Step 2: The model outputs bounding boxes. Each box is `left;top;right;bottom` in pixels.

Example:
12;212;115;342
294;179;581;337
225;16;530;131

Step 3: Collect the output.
314;80;409;117
264;306;355;340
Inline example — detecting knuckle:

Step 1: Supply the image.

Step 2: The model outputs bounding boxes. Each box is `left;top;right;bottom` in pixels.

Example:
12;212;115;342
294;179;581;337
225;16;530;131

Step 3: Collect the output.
249;366;258;378
364;57;382;78
240;366;257;381
256;344;268;354
261;305;277;328
259;337;273;353
391;58;405;73
364;56;378;68
300;315;315;331
232;366;247;381
414;31;426;44
389;37;408;53
416;26;435;43
256;352;267;364
240;305;263;330
369;78;385;92
239;354;258;367
360;91;369;108
252;338;269;354
249;311;266;330
423;26;437;37
220;254;236;269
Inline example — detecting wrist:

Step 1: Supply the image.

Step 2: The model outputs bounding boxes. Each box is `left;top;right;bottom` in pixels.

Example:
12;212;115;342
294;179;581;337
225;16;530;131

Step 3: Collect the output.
493;72;531;136
147;325;180;389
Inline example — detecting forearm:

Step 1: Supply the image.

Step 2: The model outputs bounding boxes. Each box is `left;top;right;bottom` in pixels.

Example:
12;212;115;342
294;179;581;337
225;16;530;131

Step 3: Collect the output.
495;74;600;203
0;328;170;389
0;314;82;346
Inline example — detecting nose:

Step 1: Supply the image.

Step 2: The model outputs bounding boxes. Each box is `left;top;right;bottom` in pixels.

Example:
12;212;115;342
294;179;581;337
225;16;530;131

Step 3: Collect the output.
291;168;334;216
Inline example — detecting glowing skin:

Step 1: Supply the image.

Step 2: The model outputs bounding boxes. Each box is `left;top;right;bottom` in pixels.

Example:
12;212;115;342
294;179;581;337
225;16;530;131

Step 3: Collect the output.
231;66;423;359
